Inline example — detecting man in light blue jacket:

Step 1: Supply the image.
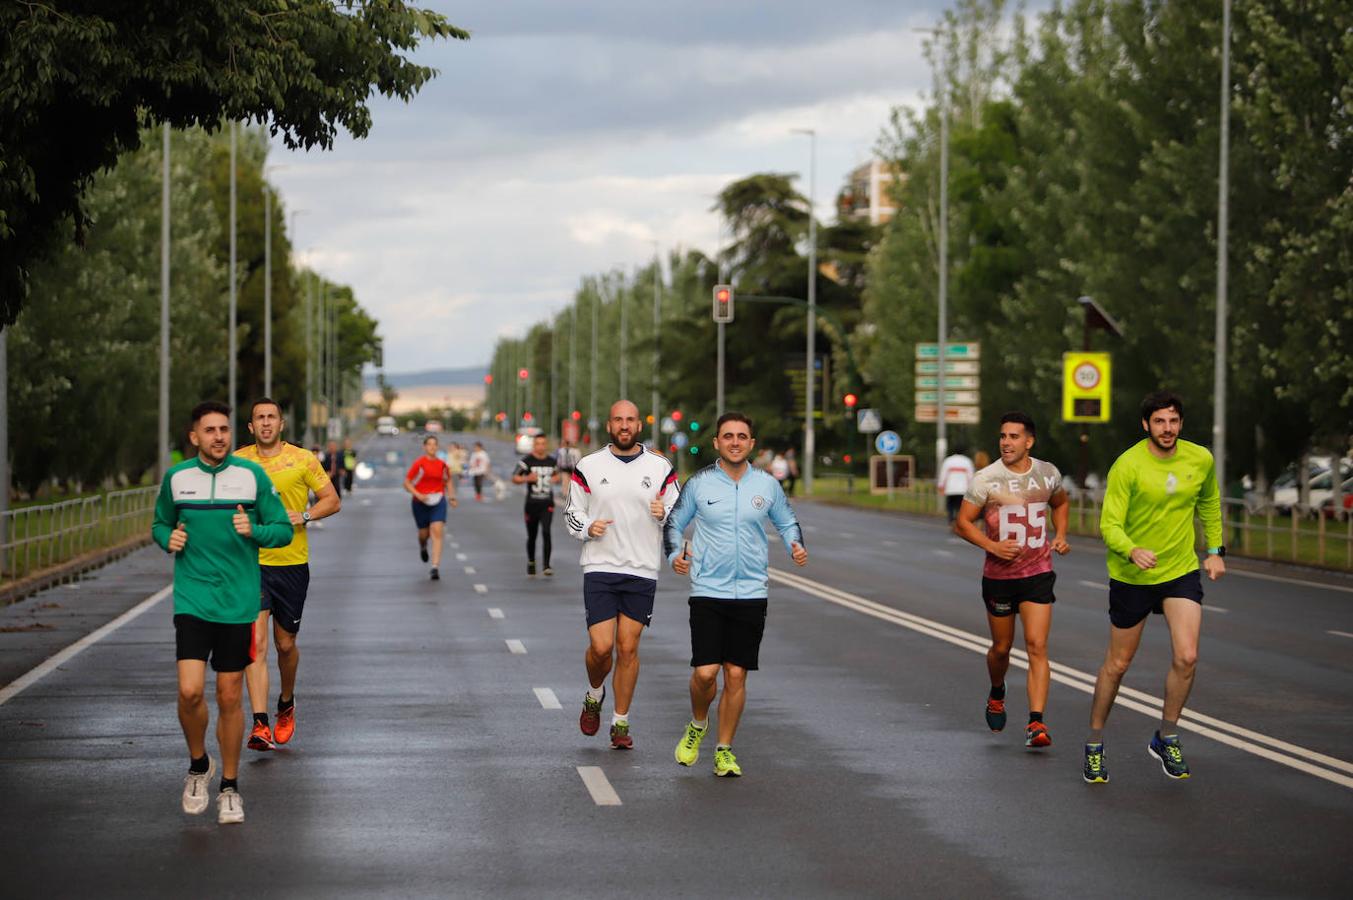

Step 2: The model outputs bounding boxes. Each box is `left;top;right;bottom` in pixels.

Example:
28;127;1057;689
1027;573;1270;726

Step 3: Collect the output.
664;411;808;777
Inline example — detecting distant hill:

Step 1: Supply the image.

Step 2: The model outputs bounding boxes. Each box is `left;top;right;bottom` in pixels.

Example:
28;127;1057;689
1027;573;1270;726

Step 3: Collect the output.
364;366;487;389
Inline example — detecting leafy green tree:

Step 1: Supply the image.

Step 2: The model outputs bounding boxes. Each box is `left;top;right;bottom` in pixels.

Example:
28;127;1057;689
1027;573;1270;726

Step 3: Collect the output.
1;0;468;326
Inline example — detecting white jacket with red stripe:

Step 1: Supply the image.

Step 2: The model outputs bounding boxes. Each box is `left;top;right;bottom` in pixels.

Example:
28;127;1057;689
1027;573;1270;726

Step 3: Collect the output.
564;445;680;579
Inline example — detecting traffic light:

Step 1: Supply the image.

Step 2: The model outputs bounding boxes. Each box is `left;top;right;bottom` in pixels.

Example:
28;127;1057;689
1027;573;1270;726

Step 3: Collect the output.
671;410;684;422
689;446;699;455
484;374;494;385
689;421;700;432
523;412;533;422
646;414;655;425
843;393;858;409
712;284;734;323
571;410;582;421
518;368;529;381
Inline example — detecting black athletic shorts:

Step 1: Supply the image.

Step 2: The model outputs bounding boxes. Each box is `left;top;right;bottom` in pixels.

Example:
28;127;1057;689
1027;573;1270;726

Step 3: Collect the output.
1108;569;1204;629
584;573;656;628
174;614;255;673
689;597;768;671
981;570;1056;617
260;563;310;634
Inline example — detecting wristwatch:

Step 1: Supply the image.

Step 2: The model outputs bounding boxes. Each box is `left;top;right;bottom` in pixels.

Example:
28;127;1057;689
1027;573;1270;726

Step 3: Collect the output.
302;510;312;524
1206;546;1225;557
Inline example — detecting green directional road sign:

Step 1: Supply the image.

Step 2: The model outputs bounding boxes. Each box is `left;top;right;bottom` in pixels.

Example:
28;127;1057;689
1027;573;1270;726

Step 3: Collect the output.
915;342;980;360
916;375;979;389
915;359;980;375
916;390;980;405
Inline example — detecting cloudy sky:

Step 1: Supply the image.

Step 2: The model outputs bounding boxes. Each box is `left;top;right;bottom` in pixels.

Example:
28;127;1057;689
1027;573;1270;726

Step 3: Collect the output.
269;1;951;373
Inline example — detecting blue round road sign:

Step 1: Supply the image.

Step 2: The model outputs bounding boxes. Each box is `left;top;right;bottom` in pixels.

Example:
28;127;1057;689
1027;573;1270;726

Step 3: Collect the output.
875;430;901;455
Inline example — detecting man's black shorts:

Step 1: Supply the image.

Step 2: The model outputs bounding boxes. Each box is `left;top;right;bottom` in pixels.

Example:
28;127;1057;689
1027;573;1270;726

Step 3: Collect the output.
981;570;1056;618
1108;569;1205;629
584;573;656;628
174;614;254;673
260;563;310;634
689;597;769;671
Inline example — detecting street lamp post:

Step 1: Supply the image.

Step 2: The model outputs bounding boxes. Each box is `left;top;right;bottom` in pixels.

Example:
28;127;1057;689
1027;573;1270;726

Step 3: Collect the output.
717;219;727;418
917;26;952;503
1213;0;1232;507
590;287;598;446
159;123;172;478
263;184;272;396
617;269;628;399
228;121;238;438
569;298;577;435
792;128;817;495
650;241;661;447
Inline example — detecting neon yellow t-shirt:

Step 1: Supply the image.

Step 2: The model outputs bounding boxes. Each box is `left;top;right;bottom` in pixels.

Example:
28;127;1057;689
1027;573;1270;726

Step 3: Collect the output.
234;442;332;566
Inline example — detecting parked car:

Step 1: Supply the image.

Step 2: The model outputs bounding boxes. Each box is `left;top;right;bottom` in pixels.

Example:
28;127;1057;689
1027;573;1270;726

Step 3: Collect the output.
376;415;399;436
1272;461;1351;514
424;419;444;434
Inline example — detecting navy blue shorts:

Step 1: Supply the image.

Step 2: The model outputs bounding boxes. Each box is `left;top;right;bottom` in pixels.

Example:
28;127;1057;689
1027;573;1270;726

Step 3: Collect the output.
584;573;657;628
411;497;448;529
1108;569;1204;629
260;563;310;634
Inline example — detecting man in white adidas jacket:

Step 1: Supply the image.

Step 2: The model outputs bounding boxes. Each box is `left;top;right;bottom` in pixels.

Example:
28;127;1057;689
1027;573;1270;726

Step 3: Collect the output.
565;400;680;750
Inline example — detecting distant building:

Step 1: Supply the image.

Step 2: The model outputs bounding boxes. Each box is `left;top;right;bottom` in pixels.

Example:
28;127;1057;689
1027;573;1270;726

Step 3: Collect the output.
838;159;901;225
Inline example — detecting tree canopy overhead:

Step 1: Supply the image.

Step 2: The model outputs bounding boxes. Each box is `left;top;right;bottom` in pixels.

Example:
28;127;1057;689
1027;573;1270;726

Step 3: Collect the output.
0;0;469;326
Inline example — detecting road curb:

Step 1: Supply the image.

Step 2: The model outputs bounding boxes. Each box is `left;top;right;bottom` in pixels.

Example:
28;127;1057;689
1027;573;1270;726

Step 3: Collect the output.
0;535;153;606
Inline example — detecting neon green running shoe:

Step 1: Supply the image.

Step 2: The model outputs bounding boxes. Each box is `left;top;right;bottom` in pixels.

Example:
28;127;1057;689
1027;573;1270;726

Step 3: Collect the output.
674;721;707;766
713;747;741;777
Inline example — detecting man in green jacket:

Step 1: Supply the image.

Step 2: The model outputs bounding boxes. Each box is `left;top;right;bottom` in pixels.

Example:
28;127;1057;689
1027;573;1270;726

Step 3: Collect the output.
1083;391;1225;785
152;401;293;825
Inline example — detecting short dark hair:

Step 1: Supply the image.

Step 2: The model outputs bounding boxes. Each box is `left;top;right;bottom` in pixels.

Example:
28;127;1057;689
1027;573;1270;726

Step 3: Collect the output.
715;411;754;437
249;397;281;419
190;400;230;427
1140;391;1184;422
423;434;439;444
533;433;548;441
999;411;1037;438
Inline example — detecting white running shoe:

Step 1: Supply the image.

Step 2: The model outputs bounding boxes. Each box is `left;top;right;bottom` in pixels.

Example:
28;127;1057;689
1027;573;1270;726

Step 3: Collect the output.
181;756;215;815
217;787;244;825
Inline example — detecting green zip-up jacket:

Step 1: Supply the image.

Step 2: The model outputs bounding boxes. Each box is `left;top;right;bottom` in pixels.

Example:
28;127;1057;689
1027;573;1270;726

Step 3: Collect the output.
151;454;294;624
1100;439;1222;585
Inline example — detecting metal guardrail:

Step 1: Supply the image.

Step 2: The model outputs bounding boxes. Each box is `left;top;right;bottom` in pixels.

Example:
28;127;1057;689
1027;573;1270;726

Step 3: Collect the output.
813;474;1352;571
0;486;158;584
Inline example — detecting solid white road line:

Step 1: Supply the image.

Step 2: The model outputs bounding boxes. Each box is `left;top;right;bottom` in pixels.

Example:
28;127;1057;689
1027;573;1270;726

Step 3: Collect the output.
1231;568;1353;594
474;584;489;594
533;687;562;709
488;608;505;620
465;566;477;575
576;766;622;806
0;585;172;707
1206;606;1230;613
768;568;1353;789
1328;630;1353;640
1079;580;1109;590
506;639;527;654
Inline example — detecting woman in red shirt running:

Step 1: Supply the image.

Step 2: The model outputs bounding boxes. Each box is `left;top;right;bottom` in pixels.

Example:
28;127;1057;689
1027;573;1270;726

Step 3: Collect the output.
404;435;458;580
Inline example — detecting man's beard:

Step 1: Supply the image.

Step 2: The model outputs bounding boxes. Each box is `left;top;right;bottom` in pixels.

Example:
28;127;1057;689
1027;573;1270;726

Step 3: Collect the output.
612;431;638;451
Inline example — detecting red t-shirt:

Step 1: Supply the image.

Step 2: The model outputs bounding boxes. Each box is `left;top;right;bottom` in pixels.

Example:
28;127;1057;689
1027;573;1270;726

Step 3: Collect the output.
406;456;448;495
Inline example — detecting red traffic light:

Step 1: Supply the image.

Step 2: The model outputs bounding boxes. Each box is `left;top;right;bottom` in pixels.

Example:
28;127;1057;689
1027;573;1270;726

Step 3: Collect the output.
843;393;858;408
716;288;730;303
523;412;533;422
571;410;582;421
843;454;853;464
484;374;494;385
671;410;684;422
518;368;529;381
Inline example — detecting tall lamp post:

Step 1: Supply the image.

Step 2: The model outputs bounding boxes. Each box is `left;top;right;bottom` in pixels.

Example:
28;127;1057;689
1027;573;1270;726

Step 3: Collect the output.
159;123;172;478
1213;0;1232;507
917;26;951;501
650;241;661;448
228;121;238;438
792;128;817;495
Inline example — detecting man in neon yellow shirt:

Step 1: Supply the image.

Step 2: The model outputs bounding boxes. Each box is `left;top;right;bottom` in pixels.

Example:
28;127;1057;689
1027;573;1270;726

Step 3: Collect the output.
1084;391;1225;784
235;398;341;752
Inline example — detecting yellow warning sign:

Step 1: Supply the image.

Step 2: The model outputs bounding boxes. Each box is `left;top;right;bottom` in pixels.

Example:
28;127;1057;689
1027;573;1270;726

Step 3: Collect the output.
1063;352;1112;423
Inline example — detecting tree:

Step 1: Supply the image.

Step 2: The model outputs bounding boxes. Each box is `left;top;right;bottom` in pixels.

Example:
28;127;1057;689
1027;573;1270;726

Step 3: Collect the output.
0;0;468;326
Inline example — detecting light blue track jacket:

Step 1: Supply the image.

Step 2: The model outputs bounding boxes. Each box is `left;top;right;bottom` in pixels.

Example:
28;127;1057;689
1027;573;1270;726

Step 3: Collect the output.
663;462;804;600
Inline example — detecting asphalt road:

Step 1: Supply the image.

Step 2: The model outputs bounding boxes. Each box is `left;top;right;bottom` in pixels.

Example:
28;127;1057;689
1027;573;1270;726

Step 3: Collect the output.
2;432;1351;899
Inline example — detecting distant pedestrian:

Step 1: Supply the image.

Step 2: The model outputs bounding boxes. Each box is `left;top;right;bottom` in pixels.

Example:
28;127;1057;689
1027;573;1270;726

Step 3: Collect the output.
565;400;679;750
468;442;492;502
404;434;458;580
320;440;343;498
341;438;357;492
1083;391;1224;784
665;412;807;777
769;451;790;487
512;434;561;577
938;448;976;522
783;448;799;496
556;438;580;501
953;412;1070;750
152;400;293;825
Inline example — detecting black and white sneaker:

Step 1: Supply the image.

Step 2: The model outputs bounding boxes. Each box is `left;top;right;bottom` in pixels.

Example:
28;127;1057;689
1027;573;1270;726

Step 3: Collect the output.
430;567;440;581
543;567;553;577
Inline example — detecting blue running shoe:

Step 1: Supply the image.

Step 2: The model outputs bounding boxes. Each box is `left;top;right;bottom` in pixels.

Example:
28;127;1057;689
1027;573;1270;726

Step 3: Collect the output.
1083;742;1109;784
1148;732;1191;779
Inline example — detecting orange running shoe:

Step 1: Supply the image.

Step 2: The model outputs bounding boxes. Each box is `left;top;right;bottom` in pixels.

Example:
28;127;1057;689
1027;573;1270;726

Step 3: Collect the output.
1025;720;1052;748
247;720;275;752
274;703;296;745
985;697;1007;732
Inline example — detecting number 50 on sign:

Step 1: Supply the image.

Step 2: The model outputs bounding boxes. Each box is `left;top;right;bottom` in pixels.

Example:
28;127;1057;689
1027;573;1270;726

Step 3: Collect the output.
1062;352;1111;423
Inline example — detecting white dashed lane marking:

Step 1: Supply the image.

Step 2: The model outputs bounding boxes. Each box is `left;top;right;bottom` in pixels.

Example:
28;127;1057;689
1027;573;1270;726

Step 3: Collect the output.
576;766;622;806
506;639;527;655
1079;580;1109;590
488;608;504;619
465;566;476;575
456;553;468;561
1328;630;1353;640
474;584;489;594
533;688;562;709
